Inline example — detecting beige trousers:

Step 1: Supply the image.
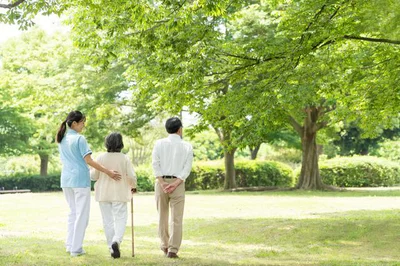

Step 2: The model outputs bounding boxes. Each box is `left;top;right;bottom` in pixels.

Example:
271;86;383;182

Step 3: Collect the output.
155;179;185;254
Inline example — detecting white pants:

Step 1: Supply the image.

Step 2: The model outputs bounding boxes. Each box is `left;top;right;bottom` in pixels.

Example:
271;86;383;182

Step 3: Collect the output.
63;187;91;254
99;202;128;250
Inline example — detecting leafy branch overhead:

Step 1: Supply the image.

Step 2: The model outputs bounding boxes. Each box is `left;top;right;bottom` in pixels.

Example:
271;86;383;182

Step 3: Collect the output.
0;0;65;29
2;0;399;189
0;0;25;9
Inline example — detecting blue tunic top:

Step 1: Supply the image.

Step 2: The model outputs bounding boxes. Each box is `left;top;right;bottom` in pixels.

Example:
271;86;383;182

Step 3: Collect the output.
59;129;92;188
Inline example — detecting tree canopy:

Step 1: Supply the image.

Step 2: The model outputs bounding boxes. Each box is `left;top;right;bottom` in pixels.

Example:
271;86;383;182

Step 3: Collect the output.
61;0;399;188
0;0;65;29
1;0;399;188
0;28;153;174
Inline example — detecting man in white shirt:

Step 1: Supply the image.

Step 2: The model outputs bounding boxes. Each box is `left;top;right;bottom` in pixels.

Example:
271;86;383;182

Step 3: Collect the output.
152;117;193;259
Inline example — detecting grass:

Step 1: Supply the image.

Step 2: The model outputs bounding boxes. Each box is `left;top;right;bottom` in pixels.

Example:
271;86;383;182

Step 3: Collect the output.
1;190;400;265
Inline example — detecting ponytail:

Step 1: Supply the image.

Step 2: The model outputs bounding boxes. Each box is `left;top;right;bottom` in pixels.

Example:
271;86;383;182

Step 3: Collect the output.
56;110;86;143
56;120;67;143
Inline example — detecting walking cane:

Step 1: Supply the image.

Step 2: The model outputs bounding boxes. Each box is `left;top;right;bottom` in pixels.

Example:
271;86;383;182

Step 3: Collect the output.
131;194;135;257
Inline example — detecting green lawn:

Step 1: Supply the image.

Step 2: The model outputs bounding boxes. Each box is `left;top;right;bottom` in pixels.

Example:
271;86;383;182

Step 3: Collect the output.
1;190;400;265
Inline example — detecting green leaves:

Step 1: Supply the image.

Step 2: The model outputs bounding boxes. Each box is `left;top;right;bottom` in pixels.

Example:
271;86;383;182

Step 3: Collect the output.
65;0;400;149
0;0;65;30
0;106;34;155
0;28;149;156
3;0;399;187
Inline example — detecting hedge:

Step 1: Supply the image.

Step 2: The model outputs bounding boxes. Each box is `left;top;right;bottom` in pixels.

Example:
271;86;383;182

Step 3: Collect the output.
0;160;295;192
184;160;294;190
6;157;398;191
319;156;400;187
0;173;154;192
0;175;61;192
134;166;155;192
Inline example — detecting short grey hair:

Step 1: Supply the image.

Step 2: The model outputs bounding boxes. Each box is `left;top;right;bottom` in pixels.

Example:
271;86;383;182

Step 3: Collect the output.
105;132;124;152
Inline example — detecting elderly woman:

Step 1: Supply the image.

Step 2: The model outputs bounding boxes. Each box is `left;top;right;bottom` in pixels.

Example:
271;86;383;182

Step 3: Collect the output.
91;132;137;259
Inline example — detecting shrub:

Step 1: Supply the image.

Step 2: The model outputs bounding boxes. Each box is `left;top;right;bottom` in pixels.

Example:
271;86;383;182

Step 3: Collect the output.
0;170;156;192
371;139;400;161
266;148;302;164
235;160;294;187
0;175;61;192
0;160;295;192
186;160;294;190
0;155;62;177
134;165;155;192
320;156;400;187
262;147;302;169
186;161;225;190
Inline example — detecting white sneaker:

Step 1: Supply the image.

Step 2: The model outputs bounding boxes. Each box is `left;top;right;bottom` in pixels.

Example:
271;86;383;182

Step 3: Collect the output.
71;249;86;257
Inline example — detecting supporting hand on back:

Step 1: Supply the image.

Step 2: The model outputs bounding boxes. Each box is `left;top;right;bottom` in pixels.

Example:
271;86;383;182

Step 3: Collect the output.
107;170;121;181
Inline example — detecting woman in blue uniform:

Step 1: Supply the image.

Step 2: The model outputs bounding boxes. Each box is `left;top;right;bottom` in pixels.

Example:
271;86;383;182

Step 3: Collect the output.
56;110;121;257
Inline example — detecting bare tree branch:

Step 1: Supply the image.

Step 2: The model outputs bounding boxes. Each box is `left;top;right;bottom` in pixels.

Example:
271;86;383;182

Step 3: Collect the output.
304;107;313;126
206;62;259;76
125;18;172;36
311;39;335;50
217;51;260;62
0;0;25;8
167;0;186;17
288;115;303;135
343;35;400;45
212;125;223;142
329;3;342;20
316;121;328;130
0;0;26;8
299;3;327;46
320;104;336;116
206;54;285;77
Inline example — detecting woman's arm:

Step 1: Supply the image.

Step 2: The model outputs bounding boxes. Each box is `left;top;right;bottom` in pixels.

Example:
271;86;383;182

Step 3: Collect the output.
84;154;121;180
90;168;100;181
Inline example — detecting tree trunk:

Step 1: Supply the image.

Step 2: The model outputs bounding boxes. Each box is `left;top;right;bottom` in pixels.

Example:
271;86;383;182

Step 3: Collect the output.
296;131;324;189
212;125;237;190
289;105;334;190
39;153;49;176
249;144;261;160
224;150;237;189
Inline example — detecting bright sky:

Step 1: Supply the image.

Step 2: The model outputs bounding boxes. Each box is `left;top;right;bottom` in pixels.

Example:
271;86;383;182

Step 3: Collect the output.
0;14;67;44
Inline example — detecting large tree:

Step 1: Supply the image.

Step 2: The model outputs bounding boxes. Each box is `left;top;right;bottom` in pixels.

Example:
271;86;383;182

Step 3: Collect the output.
332;122;400;156
0;105;33;156
0;28;149;175
66;0;287;189
231;1;400;189
21;0;399;188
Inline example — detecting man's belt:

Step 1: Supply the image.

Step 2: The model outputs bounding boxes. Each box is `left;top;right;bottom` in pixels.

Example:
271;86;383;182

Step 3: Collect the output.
163;176;177;179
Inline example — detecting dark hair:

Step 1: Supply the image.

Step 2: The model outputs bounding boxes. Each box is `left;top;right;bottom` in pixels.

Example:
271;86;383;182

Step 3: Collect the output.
105;132;124;152
165;117;182;134
56;110;86;143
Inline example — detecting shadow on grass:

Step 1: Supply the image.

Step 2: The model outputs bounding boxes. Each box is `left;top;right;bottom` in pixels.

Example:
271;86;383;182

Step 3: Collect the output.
1;210;400;265
0;237;234;266
187;189;400;197
181;209;400;265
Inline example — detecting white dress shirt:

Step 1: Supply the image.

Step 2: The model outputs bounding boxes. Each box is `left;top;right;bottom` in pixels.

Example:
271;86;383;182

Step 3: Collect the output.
152;134;193;181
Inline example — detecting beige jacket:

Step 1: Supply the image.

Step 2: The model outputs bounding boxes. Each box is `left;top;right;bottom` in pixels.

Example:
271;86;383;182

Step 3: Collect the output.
90;152;137;202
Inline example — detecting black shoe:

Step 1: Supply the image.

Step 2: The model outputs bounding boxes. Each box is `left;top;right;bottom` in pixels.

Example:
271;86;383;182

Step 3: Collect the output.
167;252;179;259
161;248;168;256
111;242;120;258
